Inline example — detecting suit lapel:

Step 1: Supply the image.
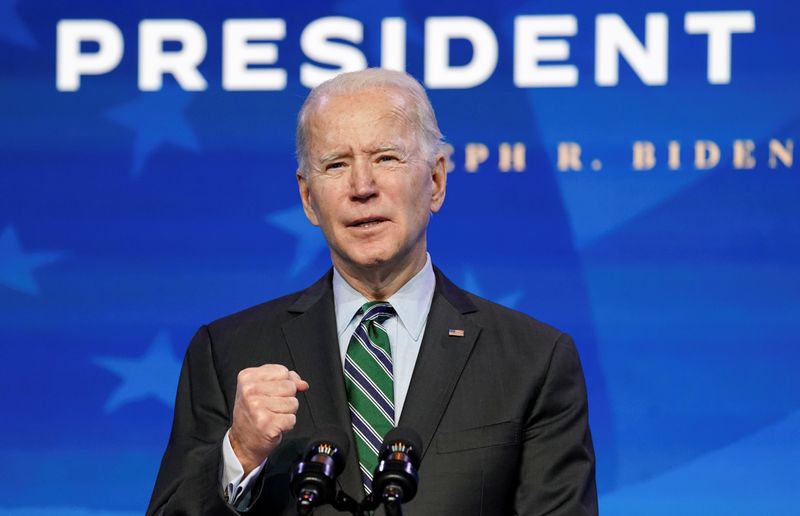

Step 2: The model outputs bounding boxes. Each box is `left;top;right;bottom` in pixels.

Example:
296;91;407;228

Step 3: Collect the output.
281;267;482;495
281;272;364;497
398;268;481;460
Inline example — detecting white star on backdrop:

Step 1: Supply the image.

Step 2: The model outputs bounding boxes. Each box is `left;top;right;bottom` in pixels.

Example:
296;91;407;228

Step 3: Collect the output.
265;206;327;277
105;86;200;178
93;330;182;413
0;225;64;295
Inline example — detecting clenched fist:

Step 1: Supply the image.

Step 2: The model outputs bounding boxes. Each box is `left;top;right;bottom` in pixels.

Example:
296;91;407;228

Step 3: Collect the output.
228;364;309;475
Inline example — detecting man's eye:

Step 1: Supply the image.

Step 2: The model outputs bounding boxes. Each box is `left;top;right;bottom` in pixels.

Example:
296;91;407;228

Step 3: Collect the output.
326;162;345;170
377;155;398;162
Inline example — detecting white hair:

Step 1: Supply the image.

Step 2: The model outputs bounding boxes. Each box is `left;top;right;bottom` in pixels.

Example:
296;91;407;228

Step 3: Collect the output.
295;68;444;175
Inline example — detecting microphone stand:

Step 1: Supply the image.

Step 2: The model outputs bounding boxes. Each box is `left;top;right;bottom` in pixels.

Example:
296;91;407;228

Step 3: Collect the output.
381;485;404;516
332;490;366;516
302;488;403;516
356;487;406;516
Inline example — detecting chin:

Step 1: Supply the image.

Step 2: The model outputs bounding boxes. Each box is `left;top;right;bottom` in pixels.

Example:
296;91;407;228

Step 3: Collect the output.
342;246;398;270
352;253;392;269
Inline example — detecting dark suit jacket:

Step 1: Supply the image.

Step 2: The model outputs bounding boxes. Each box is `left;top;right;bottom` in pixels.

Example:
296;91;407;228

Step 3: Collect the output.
147;268;597;515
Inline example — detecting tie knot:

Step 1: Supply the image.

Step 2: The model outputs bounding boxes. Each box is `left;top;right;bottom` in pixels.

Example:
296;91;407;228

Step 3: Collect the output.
359;301;396;324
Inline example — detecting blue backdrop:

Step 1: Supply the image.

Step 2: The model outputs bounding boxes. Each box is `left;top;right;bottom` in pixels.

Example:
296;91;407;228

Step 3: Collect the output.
2;0;798;514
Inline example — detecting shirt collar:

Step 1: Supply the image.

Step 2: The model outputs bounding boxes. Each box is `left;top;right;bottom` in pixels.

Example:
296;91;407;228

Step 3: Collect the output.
332;253;435;341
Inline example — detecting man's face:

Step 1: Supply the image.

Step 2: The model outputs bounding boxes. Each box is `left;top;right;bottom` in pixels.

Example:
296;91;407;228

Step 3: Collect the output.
297;87;446;275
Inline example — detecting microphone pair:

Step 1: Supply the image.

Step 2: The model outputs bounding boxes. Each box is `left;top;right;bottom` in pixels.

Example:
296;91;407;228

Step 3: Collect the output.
290;426;422;515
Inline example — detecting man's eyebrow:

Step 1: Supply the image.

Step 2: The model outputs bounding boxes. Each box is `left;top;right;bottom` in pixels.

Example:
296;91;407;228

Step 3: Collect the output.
372;143;407;154
318;151;349;164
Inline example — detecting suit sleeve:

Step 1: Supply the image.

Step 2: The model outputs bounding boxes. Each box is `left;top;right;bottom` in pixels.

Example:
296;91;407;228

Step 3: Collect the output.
514;333;598;515
146;325;243;516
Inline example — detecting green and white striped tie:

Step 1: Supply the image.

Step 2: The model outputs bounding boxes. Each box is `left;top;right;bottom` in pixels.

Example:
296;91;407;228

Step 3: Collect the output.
344;301;396;495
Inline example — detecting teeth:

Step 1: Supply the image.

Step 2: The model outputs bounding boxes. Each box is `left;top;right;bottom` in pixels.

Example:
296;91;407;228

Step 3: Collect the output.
356;220;381;227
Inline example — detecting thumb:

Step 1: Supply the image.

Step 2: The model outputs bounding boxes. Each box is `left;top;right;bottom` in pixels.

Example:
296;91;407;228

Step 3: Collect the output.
289;370;310;392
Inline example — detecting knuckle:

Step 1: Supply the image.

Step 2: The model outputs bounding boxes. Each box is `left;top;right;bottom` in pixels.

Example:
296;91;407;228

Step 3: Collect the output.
237;369;250;383
266;363;289;377
284;380;297;394
241;383;254;397
270;380;288;395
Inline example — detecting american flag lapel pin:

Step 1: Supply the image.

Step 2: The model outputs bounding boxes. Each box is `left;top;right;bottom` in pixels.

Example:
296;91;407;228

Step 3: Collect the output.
448;328;465;337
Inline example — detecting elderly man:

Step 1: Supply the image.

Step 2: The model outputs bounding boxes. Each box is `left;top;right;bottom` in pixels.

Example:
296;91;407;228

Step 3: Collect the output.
147;68;597;515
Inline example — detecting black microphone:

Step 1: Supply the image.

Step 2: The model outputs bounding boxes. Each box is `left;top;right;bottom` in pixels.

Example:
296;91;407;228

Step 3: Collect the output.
290;425;349;515
370;427;423;514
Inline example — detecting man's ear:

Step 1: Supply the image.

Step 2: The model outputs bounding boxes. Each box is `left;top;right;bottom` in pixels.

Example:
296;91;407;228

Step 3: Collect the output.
297;171;320;226
429;153;447;213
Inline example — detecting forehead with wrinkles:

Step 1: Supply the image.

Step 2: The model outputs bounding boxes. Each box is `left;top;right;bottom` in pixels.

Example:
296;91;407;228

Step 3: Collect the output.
305;87;420;162
295;69;443;176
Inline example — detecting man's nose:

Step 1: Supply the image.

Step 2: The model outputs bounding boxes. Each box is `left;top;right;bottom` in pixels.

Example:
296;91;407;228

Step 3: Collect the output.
349;158;377;201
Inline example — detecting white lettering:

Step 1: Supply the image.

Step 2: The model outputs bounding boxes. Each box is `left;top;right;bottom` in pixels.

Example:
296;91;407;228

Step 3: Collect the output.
514;15;578;87
685;11;755;84
139;19;208;91
381;17;406;71
56;20;123;91
596;13;668;86
223;19;286;91
425;17;498;88
300;17;367;88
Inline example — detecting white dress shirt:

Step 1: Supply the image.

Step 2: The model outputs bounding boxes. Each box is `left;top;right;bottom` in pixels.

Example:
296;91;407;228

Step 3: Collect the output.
221;255;436;507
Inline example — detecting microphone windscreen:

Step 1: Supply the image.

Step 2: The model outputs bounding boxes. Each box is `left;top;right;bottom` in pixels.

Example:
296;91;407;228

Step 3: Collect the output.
381;427;422;466
310;424;350;459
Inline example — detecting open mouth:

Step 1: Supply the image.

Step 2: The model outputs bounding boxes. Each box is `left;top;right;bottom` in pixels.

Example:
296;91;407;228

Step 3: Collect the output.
349;217;388;229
